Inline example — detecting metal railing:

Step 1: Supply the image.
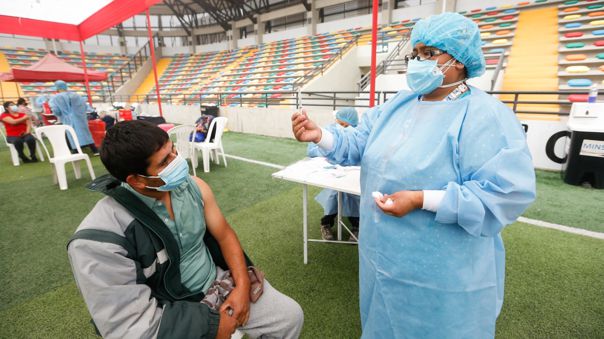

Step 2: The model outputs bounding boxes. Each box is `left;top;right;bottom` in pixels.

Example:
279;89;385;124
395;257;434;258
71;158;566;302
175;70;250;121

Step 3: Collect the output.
106;34;160;97
105;90;600;117
13;89;596;118
358;36;411;91
488;52;506;91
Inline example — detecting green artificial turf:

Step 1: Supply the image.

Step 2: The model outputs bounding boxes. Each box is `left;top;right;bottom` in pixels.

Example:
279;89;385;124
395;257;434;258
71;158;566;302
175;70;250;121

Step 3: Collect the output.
0;132;602;338
523;170;604;233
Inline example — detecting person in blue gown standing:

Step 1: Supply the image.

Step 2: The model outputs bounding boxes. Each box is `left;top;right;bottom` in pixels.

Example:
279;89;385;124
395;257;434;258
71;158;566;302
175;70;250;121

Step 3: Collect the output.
291;12;536;338
307;107;361;241
50;80;99;154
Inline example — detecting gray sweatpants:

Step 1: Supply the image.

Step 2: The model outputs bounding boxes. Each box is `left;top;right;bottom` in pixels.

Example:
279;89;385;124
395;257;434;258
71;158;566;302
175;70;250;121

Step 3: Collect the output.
215;268;304;339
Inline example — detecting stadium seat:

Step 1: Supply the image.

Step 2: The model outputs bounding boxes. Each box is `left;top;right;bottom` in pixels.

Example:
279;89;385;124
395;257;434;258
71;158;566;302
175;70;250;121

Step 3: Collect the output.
568;78;593;87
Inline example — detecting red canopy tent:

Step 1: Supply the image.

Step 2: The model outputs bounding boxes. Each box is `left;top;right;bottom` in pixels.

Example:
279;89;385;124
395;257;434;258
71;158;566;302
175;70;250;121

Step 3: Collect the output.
0;53;107;82
0;0;164;115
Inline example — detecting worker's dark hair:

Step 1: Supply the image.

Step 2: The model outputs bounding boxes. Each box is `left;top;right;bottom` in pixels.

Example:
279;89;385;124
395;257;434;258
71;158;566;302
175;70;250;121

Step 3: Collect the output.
16;98;27;106
3;101;14;111
100;120;169;182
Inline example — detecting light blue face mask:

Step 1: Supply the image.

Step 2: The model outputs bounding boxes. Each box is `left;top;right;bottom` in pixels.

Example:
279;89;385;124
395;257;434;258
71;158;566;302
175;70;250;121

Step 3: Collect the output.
406;58;457;95
141;154;190;191
9;105;19;113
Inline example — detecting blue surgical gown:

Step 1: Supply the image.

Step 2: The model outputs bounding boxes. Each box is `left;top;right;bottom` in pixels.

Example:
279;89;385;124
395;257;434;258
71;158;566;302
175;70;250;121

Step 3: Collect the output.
50;91;94;148
307;125;360;217
322;87;536;338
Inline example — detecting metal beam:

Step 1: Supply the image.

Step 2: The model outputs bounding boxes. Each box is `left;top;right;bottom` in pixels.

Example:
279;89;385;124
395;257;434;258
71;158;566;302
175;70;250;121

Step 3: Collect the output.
164;0;200;36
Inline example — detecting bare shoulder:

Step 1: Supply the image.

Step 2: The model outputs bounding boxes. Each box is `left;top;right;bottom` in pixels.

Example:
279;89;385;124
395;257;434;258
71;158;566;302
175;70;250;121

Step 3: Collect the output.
191;176;214;198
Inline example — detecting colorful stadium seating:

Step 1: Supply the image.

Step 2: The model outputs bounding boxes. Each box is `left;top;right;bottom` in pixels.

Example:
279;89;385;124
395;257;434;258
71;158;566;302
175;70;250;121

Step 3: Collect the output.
1;47;129;101
557;0;604;96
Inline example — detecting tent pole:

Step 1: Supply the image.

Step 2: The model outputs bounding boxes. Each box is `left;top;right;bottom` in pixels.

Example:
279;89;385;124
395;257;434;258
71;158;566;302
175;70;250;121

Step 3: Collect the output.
369;0;378;107
78;40;93;105
15;82;21;99
146;9;163;117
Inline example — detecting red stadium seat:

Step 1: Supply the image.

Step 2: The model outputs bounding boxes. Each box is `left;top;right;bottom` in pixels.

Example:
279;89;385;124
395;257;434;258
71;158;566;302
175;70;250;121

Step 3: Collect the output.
565;32;584;38
568;94;589;102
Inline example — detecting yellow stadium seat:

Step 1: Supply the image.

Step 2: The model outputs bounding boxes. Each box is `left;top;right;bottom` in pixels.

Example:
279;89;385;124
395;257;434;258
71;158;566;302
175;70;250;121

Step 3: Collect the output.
563;14;582;20
565;65;590;73
492;38;509;44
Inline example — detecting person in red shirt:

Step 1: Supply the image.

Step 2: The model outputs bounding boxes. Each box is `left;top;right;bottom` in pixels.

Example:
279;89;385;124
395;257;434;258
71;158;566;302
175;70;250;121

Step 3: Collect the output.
1;101;37;163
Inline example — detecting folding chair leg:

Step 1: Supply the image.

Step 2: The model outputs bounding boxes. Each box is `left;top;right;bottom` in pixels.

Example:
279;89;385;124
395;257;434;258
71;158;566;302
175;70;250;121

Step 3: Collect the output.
9;146;20;166
190;158;196;177
192;149;199;169
202;149;211;173
221;145;227;167
51;164;58;184
55;163;69;190
84;157;96;180
36;142;45;162
72;161;82;179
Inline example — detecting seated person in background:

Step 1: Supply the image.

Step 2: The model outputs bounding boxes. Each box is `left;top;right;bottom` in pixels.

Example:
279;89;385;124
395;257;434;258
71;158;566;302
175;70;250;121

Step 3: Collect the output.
68;121;303;339
1;101;37;163
99;111;115;130
192;114;215;142
17;97;42;127
307;107;361;241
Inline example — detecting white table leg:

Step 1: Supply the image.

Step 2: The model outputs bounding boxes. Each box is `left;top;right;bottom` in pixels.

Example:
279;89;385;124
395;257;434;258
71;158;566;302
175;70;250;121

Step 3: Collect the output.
337;191;342;241
303;184;308;264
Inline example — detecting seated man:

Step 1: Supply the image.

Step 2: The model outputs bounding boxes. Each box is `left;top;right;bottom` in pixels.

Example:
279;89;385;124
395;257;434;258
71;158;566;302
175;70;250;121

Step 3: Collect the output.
68;120;303;338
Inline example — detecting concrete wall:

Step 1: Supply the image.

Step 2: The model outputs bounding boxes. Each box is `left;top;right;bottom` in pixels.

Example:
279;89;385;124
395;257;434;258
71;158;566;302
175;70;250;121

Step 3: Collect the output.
220;106;335;138
138;102;200;125
264;27;308;44
162;46;191;56
196;42;229;53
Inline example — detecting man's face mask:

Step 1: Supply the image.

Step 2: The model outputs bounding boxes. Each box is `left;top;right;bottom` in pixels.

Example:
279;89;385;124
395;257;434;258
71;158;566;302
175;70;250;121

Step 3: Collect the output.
139;154;190;191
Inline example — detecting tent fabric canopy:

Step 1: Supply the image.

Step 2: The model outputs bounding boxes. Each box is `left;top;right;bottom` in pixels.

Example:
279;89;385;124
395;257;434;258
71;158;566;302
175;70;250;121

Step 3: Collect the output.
0;53;107;82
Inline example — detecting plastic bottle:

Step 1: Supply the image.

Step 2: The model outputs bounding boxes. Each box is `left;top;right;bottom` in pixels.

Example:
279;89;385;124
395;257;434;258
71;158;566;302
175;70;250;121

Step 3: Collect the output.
588;84;599;103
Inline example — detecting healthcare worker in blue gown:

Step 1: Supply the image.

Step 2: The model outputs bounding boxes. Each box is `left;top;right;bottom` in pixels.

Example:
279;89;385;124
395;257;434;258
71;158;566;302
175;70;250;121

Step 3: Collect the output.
50;80;99;154
292;12;536;338
307;107;361;242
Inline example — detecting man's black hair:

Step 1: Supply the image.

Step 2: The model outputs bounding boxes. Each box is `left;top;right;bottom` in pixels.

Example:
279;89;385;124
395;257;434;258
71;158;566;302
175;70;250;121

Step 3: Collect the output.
16;98;27;106
3;101;14;111
100;120;169;182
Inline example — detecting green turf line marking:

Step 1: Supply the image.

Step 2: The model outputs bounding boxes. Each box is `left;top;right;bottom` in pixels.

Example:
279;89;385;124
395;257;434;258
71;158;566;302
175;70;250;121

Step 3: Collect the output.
517;216;604;240
225;154;285;169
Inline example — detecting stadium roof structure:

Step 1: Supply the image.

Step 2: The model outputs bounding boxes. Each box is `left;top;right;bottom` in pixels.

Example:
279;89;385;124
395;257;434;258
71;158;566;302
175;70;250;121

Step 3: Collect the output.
0;0;162;41
156;0;310;31
0;0;164;111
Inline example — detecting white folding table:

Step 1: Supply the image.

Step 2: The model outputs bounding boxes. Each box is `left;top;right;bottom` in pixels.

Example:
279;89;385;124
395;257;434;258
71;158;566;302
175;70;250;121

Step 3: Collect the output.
272;157;361;264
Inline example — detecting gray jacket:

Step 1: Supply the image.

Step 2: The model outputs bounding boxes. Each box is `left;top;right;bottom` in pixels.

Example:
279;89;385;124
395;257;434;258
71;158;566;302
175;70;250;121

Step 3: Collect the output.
68;175;251;338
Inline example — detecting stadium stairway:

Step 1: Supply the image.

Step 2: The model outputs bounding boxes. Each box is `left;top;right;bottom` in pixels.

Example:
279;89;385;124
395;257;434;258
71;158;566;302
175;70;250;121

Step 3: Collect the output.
0;51;24;100
501;5;560;120
130;58;172;102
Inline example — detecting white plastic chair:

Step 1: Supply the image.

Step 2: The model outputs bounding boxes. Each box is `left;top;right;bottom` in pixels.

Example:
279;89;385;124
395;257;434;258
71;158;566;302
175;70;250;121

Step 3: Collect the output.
35;125;96;190
167;124;197;177
192;117;228;173
1;123;45;166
